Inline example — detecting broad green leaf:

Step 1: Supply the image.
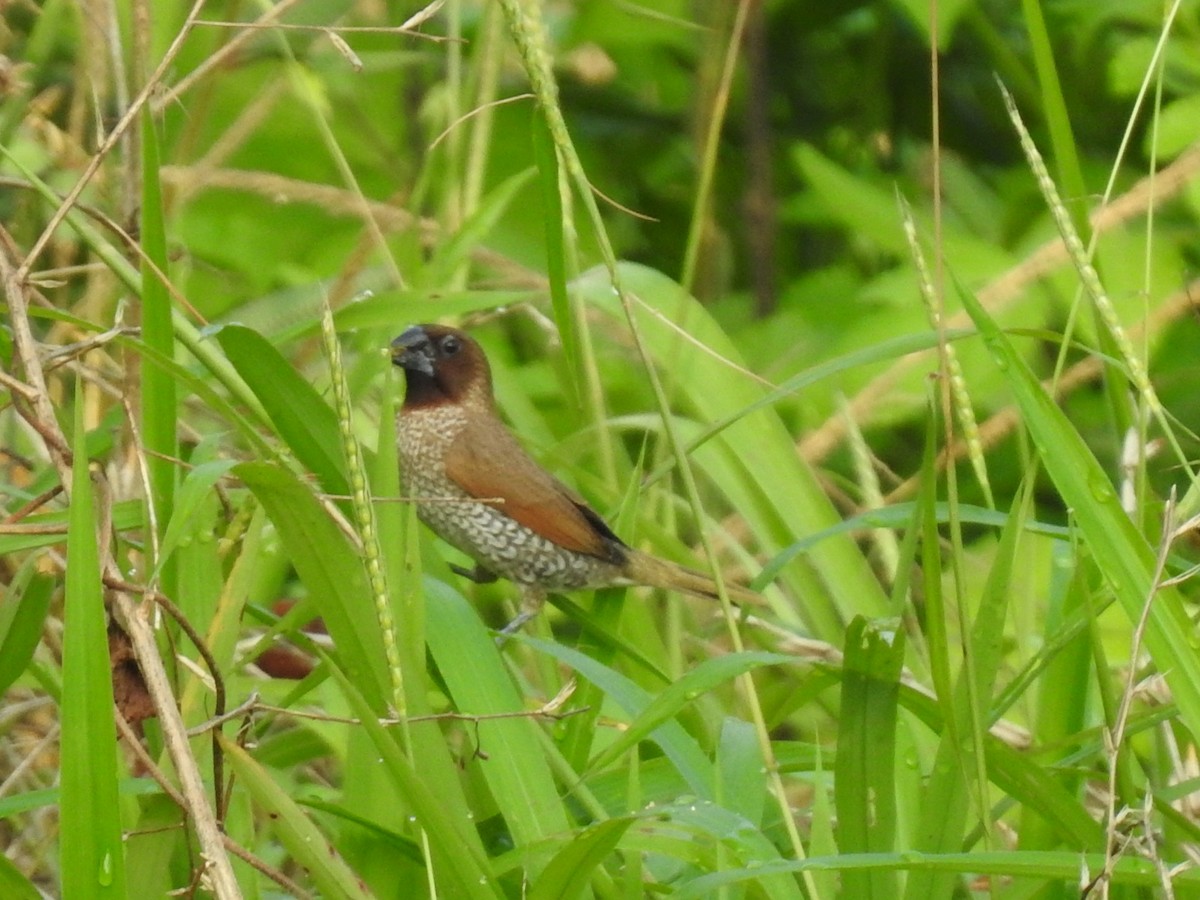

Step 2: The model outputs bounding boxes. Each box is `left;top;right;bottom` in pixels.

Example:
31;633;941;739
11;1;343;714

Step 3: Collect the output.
577;262;890;638
219;325;349;496
424;581;571;866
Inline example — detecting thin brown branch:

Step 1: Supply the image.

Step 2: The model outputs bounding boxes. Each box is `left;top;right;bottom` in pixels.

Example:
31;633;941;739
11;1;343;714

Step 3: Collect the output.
115;713;313;900
102;574;227;824
0;230;72;483
17;0;209;277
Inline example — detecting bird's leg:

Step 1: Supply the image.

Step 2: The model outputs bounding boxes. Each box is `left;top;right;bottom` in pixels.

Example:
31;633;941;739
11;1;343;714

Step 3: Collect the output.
449;562;499;584
499;587;546;635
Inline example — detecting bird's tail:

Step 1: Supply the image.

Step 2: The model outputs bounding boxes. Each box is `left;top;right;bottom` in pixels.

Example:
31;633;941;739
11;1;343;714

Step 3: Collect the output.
624;549;763;606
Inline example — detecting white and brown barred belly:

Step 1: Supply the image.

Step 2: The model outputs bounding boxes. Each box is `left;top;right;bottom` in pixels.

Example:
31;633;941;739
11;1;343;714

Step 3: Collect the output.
397;405;626;591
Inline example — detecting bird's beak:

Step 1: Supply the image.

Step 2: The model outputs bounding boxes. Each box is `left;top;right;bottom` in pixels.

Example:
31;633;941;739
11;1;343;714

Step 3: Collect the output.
390;326;435;377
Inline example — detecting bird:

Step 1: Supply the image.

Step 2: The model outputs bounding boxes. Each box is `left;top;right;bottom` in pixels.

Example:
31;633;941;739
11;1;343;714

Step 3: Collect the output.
390;323;761;632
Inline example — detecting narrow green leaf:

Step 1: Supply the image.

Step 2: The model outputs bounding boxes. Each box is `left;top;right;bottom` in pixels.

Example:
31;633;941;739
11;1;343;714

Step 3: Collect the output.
60;382;126;898
897;683;1103;850
903;403;964;900
586;651;789;774
837;616;905;899
1017;542;1093;858
532;110;580;400
0;852;39;900
139;102;177;560
152;459;237;581
521;635;716;798
0;564;53;694
675;849;1200;897
220;737;373;900
956;277;1200;745
528;818;635;900
419;168;537;288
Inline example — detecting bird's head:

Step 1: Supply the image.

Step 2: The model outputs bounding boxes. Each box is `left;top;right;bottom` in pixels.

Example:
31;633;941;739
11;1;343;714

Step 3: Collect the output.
390;324;493;408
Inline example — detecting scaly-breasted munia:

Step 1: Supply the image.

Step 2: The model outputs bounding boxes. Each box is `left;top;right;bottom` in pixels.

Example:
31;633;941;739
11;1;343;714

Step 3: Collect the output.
390;323;758;630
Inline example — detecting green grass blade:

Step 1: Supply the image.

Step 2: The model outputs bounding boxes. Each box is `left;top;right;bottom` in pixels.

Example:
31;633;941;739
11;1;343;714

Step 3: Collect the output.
837;616;905;899
531;110;580;397
60;382;126;898
0;565;53;695
220;737;373;900
152;459;237;582
585;651;789;774
675;850;1200;897
955;277;1200;744
139;99;177;570
521;635;716;797
417;167;537;288
0;852;39;900
527;817;636;900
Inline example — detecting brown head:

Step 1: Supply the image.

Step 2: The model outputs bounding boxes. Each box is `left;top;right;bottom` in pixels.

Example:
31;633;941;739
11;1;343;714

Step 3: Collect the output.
390;324;494;410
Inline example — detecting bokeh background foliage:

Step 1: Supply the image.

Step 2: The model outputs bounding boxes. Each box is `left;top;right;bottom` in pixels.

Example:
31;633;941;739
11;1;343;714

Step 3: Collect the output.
3;0;1200;896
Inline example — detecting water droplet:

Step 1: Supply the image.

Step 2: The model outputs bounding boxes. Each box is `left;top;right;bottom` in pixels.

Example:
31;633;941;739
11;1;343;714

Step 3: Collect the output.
1089;475;1114;503
98;852;113;886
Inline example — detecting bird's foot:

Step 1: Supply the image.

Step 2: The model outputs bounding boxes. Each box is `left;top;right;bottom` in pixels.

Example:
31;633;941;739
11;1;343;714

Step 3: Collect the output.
496;588;546;640
498;609;536;637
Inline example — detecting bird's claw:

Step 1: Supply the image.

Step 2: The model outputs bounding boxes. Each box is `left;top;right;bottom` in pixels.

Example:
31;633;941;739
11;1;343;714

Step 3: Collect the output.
494;588;546;643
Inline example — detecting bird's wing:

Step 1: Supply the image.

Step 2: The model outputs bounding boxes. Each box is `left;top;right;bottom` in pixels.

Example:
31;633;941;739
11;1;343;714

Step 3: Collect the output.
443;418;623;560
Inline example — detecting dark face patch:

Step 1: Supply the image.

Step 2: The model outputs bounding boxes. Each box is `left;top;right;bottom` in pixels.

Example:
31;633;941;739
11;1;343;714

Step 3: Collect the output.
391;324;491;408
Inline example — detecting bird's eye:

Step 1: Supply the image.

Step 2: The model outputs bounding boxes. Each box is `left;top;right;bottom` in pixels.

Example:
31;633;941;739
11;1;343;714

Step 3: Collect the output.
440;335;461;355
